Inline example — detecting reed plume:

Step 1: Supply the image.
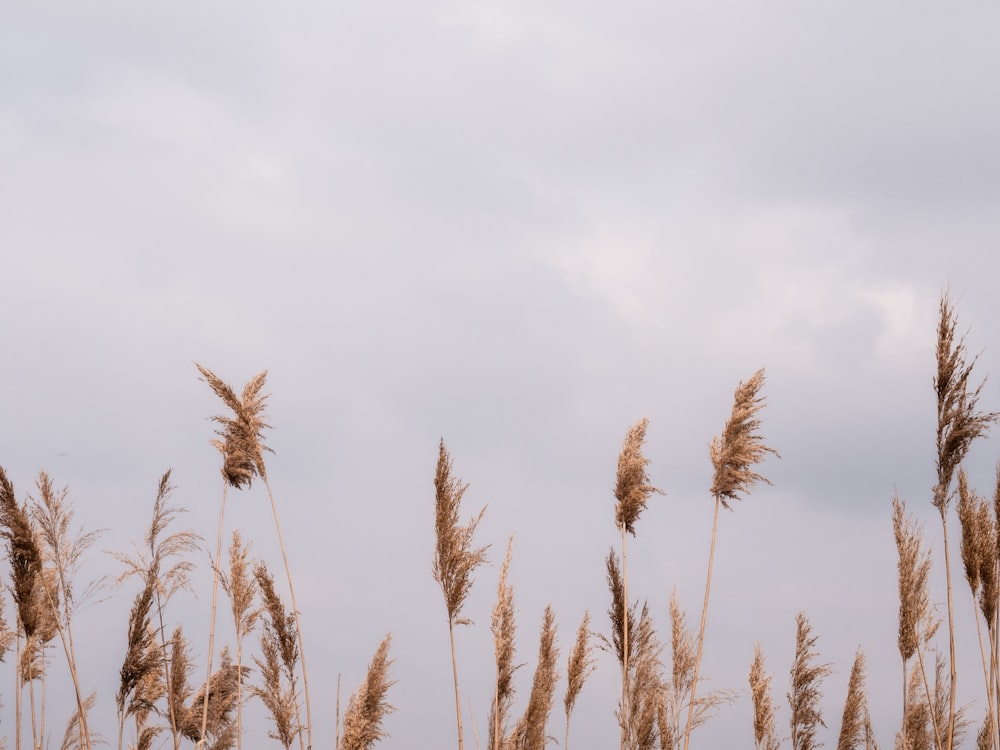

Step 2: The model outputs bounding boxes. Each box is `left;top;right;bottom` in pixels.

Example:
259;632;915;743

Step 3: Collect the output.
665;590;733;750
197;364;312;749
117;577;162;750
432;439;489;750
956;469;998;749
254;561;302;750
30;471;104;750
340;634;396;750
749;642;780;750
114;471;202;750
489;537;518;750
838;647;874;750
512;605;559;750
219;530;260;750
627;604;665;750
933;292;998;750
613;418;661;750
564;610;596;750
788;612;831;750
685;369;776;750
181;647;243;750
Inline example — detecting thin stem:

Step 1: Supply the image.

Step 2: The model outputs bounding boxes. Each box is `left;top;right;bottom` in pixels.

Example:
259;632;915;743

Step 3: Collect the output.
449;619;465;750
201;480;229;745
620;523;629;750
938;506;958;750
684;493;721;750
264;477;312;750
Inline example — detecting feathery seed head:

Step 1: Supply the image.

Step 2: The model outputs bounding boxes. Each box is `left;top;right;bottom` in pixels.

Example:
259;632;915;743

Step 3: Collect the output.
196;364;273;489
710;369;778;509
614;418;661;535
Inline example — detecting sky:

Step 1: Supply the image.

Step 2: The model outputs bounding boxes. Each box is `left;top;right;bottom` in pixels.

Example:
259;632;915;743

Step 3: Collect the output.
2;2;1000;748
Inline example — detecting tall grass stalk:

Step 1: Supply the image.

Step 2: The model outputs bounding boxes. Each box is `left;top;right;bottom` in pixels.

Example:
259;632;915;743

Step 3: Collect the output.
933;292;999;749
788;612;831;750
432;439;489;750
197;364;313;749
564;610;595;750
489;537;517;750
613;418;660;750
684;369;776;750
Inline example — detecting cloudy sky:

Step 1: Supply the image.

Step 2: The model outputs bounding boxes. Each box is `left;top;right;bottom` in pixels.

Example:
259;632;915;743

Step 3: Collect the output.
3;2;1000;748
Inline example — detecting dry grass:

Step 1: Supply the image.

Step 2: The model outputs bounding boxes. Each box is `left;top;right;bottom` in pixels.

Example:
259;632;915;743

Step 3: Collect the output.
489;537;517;750
708;368;779;509
219;530;260;750
511;605;559;750
564;610;596;750
254;562;302;750
837;648;873;750
614;418;660;536
749;642;780;750
195;364;272;490
433;439;489;750
340;634;396;750
788;612;831;750
685;369;776;750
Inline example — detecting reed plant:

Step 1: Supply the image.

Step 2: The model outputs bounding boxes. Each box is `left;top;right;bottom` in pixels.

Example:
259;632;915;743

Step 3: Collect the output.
115;470;202;750
684;369;776;750
563;611;595;750
788;612;831;750
933;292;999;750
219;530;260;750
749;642;780;750
489;537;517;750
197;364;312;750
612;418;661;750
340;634;396;750
432;439;489;750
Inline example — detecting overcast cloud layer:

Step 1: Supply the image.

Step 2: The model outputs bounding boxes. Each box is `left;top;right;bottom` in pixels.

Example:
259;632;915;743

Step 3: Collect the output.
3;3;1000;748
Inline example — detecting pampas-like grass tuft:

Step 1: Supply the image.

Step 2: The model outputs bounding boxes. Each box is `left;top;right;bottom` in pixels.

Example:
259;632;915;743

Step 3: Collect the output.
788;612;831;750
489;537;517;750
340;634;396;750
564;610;595;750
433;439;489;750
195;364;272;489
512;605;559;750
749;642;780;750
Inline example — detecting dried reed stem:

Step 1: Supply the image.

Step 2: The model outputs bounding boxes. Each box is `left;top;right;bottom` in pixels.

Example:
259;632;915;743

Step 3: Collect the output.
933;292;998;749
432;440;489;750
685;369;776;750
613;418;661;750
